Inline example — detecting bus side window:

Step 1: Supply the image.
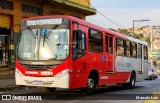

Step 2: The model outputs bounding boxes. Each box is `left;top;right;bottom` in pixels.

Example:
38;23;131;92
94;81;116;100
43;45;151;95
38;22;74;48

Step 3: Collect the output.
89;29;103;52
144;46;148;60
73;30;86;59
125;40;131;57
116;38;124;56
132;42;137;58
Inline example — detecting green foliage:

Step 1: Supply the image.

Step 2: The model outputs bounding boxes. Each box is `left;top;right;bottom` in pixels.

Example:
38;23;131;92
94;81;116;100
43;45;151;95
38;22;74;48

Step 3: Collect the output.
118;29;131;36
118;29;149;42
145;36;150;43
133;33;143;39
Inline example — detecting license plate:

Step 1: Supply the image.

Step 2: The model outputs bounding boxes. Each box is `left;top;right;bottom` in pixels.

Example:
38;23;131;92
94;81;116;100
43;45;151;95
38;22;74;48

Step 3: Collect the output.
33;80;43;85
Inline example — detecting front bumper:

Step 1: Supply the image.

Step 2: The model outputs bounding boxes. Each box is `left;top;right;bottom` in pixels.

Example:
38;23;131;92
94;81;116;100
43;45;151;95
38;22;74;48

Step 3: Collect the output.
15;69;69;88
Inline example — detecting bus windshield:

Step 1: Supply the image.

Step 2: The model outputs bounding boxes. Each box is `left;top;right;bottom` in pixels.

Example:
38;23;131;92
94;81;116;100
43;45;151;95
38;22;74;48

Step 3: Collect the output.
17;26;69;61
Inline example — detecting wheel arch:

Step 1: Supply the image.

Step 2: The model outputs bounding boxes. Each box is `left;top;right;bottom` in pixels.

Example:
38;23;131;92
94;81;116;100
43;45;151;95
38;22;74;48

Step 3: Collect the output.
131;70;136;80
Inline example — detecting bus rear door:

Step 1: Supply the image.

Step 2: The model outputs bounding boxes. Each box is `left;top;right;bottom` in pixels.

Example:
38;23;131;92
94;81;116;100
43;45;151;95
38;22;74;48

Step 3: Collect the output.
105;35;114;74
138;44;143;73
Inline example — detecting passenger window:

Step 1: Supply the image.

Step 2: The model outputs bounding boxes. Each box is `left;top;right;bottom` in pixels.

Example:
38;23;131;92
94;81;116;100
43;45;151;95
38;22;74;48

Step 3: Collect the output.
131;42;137;58
125;40;131;57
144;46;148;60
116;38;124;56
89;29;103;52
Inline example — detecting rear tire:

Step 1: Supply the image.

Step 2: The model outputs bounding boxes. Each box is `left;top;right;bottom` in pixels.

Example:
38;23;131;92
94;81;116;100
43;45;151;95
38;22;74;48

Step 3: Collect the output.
122;73;135;89
128;73;136;88
47;87;56;92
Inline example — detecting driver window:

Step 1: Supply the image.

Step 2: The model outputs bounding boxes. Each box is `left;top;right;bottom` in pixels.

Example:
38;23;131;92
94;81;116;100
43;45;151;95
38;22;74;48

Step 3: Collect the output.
73;32;86;59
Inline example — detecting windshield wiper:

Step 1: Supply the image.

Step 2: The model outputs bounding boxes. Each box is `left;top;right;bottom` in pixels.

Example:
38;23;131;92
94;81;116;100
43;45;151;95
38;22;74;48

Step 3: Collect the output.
42;25;59;47
26;26;36;39
35;30;40;59
45;25;59;39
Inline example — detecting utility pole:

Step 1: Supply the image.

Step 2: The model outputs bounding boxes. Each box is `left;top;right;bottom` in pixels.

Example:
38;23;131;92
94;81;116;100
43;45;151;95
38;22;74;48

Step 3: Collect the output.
133;19;150;35
150;26;157;68
151;26;153;68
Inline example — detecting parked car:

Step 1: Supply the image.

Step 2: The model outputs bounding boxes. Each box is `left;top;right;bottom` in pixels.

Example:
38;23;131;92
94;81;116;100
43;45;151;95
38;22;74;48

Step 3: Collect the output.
146;67;156;80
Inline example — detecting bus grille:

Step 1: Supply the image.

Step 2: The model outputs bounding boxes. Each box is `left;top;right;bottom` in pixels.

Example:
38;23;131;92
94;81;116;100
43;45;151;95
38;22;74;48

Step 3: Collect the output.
21;64;56;71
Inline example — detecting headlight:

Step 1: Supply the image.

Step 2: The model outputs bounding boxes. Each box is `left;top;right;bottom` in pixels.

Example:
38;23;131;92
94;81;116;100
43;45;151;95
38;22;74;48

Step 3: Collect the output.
55;69;70;78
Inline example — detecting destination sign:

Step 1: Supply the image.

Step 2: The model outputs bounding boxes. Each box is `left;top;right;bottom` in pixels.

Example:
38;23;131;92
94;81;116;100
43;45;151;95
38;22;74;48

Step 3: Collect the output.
22;18;63;26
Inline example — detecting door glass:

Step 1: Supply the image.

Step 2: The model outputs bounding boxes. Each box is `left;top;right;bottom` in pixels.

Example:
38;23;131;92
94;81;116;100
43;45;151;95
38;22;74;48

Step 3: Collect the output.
138;44;142;58
106;36;108;53
138;44;143;72
109;37;113;54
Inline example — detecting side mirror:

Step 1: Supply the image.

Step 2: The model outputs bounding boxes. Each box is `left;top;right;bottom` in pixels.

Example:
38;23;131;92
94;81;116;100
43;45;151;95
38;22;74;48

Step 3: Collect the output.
76;29;83;40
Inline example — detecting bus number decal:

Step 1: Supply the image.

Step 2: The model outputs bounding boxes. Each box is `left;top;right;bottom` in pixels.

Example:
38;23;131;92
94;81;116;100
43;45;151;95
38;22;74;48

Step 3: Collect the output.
40;71;53;76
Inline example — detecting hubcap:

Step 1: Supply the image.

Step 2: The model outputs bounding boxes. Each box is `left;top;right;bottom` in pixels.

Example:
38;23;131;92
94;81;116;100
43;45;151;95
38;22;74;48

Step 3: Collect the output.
132;77;135;86
88;78;94;89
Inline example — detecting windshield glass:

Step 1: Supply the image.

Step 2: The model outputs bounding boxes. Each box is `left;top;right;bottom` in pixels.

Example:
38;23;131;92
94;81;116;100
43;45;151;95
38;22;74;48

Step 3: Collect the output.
17;27;69;61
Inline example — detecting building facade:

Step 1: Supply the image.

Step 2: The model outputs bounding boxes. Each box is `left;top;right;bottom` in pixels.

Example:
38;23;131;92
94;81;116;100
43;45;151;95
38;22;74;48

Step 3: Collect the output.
0;0;96;67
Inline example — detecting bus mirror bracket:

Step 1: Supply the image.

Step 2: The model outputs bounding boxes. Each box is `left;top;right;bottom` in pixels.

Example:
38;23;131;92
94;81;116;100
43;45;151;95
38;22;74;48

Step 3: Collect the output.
76;29;83;40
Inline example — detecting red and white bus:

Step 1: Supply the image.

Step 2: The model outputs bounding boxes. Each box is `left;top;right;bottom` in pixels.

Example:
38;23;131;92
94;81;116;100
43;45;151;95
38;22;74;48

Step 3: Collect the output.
15;15;148;94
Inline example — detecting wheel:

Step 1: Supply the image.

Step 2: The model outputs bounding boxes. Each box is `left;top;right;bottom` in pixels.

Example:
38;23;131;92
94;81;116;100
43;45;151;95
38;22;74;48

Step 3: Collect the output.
86;75;96;95
122;73;135;89
47;87;56;92
128;73;136;88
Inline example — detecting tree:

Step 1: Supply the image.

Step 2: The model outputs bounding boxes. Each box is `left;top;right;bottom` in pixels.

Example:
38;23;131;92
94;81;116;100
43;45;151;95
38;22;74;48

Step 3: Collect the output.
133;33;144;39
118;29;131;36
145;36;150;43
134;34;141;39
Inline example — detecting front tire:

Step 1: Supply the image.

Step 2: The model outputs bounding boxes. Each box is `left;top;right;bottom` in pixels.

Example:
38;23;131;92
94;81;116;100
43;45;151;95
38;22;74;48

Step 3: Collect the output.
86;75;96;95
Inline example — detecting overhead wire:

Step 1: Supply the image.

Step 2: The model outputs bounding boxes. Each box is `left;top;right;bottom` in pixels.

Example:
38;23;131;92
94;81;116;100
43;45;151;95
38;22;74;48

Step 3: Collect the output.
88;16;110;28
85;0;125;29
135;21;144;29
1;0;123;29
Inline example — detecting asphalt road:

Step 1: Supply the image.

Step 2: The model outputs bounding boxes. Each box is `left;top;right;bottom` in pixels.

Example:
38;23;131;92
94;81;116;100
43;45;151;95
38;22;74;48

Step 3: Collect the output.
0;76;160;103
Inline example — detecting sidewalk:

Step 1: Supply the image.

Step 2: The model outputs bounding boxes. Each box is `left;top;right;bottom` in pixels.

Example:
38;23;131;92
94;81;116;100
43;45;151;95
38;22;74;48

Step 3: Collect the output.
0;67;14;79
0;77;30;91
0;78;18;91
0;67;20;91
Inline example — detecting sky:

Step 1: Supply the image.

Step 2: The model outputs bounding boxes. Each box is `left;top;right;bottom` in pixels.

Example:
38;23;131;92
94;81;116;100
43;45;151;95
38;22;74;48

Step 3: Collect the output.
86;0;160;29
